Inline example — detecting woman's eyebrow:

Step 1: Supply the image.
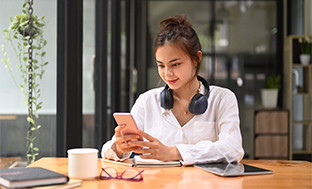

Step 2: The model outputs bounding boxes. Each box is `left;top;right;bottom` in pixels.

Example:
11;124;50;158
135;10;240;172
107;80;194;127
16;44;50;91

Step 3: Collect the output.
156;58;181;64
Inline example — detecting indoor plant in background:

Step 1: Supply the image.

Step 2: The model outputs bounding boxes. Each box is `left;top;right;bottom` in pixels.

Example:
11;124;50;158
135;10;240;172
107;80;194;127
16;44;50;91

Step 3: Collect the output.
1;1;48;164
298;37;311;65
261;74;281;108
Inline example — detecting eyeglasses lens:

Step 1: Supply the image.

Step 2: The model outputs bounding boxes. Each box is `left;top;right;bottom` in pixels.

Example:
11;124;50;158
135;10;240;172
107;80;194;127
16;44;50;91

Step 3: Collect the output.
102;167;118;178
122;168;142;180
101;167;143;181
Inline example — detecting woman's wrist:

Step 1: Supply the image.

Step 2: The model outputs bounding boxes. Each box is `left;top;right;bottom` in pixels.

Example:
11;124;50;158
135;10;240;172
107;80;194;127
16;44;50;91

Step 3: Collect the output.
171;146;183;161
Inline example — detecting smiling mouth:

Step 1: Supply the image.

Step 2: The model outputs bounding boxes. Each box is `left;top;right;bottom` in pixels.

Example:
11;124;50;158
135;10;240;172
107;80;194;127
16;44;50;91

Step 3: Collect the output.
167;79;178;84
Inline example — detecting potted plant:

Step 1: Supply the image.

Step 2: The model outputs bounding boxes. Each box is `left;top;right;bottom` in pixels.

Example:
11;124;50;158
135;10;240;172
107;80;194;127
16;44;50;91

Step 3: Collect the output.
1;2;48;164
298;37;311;65
261;74;281;108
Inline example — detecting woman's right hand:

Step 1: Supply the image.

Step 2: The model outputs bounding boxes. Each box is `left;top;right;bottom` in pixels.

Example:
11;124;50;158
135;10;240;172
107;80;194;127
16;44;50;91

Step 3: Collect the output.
112;125;142;157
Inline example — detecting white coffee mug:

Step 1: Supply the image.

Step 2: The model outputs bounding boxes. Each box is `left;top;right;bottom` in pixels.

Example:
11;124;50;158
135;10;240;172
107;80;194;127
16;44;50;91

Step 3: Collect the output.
67;148;98;179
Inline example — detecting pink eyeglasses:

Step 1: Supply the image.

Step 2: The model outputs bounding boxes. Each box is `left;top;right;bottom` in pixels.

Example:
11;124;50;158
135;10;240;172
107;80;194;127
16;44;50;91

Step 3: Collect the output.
100;167;144;181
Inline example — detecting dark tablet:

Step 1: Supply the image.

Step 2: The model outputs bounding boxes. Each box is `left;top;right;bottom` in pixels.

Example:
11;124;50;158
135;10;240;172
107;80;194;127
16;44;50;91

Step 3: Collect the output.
194;162;273;177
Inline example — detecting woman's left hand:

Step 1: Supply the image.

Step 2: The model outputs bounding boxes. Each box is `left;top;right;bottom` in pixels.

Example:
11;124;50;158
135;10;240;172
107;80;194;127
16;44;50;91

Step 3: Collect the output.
129;130;182;161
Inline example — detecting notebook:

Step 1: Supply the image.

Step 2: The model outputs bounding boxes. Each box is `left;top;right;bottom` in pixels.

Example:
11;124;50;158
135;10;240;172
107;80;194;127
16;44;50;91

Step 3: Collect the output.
31;179;82;189
0;167;69;188
102;157;181;167
194;162;273;177
133;156;182;167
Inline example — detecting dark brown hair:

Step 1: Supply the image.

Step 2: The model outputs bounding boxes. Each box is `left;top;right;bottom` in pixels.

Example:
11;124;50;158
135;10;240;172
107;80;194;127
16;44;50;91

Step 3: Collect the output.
154;15;202;73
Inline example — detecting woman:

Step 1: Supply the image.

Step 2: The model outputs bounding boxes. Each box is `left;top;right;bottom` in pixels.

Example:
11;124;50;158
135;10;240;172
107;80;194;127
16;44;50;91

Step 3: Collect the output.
102;15;244;164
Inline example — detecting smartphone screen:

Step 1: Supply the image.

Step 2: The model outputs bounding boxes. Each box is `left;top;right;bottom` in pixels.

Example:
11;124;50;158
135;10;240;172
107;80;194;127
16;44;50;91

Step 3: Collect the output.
113;112;143;141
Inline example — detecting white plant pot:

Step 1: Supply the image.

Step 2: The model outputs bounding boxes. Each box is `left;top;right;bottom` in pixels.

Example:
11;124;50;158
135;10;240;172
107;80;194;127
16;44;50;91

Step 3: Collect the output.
261;89;278;108
300;54;310;65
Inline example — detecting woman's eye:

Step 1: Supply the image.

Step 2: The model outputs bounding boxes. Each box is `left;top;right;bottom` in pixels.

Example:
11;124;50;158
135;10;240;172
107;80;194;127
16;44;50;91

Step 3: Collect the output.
172;63;180;67
157;64;165;68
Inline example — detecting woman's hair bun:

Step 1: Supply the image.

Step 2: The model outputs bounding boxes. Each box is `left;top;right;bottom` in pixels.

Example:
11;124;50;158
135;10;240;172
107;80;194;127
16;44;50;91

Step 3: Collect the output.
159;14;192;30
154;14;202;73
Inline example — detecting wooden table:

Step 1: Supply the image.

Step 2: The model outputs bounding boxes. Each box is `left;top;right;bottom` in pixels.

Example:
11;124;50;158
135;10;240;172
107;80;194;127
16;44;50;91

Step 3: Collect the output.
29;158;312;189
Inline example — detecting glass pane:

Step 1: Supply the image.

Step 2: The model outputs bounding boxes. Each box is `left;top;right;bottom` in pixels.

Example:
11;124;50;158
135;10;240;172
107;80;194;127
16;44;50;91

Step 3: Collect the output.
83;0;96;147
0;0;57;162
147;0;278;158
214;2;276;54
148;1;210;88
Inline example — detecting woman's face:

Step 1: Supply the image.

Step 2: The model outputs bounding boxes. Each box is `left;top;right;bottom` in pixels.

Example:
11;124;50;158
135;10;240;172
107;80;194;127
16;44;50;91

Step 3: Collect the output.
155;43;197;90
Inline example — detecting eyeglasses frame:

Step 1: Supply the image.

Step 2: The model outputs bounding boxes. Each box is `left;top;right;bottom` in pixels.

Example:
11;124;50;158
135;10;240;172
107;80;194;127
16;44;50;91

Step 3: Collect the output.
100;167;144;181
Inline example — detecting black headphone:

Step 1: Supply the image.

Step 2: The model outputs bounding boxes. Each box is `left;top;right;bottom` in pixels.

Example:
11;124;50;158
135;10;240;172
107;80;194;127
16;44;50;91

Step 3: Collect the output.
160;76;210;115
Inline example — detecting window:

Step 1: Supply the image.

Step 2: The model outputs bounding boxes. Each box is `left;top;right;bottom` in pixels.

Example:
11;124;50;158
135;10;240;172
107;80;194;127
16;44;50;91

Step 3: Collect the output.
0;0;57;159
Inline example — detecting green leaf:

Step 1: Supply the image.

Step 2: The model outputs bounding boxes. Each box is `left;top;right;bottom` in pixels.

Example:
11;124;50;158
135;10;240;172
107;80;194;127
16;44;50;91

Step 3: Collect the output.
27;117;35;125
33;147;39;151
264;74;281;89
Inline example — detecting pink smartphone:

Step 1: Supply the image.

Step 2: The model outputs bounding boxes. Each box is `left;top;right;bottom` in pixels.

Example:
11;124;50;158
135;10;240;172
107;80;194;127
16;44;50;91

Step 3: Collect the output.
113;112;143;141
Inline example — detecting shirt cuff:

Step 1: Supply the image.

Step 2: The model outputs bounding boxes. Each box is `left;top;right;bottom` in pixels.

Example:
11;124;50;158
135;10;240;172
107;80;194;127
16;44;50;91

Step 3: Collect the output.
104;147;130;161
176;144;194;165
102;141;131;161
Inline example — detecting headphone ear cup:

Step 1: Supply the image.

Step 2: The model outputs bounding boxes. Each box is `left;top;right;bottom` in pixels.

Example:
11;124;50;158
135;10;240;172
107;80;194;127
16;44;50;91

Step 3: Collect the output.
189;93;208;115
160;88;173;110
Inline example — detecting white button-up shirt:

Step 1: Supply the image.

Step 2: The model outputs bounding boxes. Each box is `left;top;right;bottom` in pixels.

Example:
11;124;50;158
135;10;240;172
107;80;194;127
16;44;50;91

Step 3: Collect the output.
102;83;244;165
